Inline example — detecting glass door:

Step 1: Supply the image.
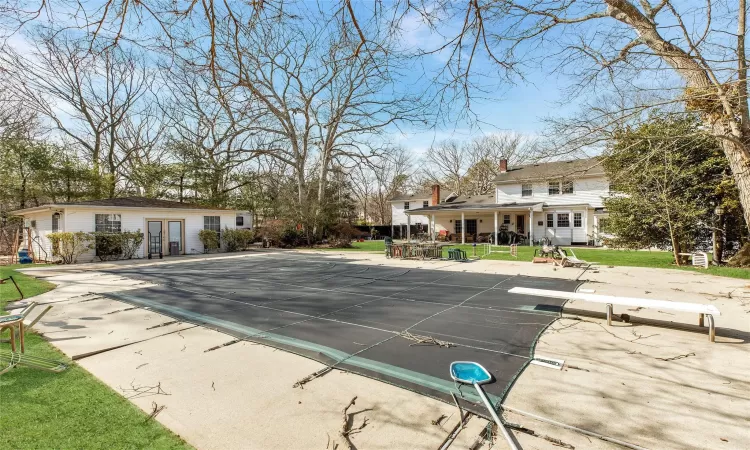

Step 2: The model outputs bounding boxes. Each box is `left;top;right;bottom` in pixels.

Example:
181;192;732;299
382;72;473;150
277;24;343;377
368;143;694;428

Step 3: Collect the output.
168;221;183;254
148;221;163;256
516;215;525;235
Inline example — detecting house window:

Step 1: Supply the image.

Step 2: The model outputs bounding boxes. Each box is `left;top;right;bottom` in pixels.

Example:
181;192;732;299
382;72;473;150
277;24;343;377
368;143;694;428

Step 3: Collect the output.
521;184;532;197
52;213;60;232
236;216;244;226
455;219;462;234
404;202;410;210
95;214;121;233
423;200;429;208
503;214;511;224
562;180;574;194
204;216;221;231
557;213;570;227
546;213;554;228
573;212;582;227
548;181;560;195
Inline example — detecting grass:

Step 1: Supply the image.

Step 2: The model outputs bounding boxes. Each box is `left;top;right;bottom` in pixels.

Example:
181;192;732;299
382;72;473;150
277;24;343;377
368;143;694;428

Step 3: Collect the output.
310;240;387;252
321;240;750;279
0;265;192;450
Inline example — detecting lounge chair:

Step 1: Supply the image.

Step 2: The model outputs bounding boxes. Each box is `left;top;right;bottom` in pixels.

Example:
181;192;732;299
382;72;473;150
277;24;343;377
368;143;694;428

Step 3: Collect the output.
446;248;468;261
557;248;595;268
0;350;68;375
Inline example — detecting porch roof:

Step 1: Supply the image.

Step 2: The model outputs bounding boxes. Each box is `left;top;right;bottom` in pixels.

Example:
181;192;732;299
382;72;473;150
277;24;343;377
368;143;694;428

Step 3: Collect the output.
405;201;543;214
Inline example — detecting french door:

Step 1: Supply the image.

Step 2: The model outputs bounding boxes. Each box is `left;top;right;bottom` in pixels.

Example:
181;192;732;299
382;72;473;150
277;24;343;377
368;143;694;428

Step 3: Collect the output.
146;219;185;256
147;221;163;256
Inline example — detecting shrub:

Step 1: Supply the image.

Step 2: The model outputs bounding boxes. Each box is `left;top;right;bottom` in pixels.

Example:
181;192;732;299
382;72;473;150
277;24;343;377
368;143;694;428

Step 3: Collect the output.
222;228;255;252
221;227;242;252
280;226;304;248
255;220;284;247
121;230;144;259
237;229;254;249
329;223;358;248
48;231;94;264
91;230;146;261
199;229;219;253
92;232;124;261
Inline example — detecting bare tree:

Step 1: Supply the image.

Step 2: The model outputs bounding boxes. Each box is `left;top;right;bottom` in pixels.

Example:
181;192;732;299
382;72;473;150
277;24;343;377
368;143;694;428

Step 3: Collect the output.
1;31;154;197
158;58;263;205
371;147;413;225
422;140;466;195
423;133;534;196
202;14;425;238
349;164;376;225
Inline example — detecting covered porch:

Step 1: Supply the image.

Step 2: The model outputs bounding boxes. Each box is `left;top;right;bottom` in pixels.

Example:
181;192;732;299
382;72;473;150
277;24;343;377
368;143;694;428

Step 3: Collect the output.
403;203;544;246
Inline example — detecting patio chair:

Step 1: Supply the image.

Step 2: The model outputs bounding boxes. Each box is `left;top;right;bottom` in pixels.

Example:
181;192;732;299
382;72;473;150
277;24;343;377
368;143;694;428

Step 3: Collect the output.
0;302;53;354
446;248;468;261
692;252;709;268
0;349;68;375
557;248;595;268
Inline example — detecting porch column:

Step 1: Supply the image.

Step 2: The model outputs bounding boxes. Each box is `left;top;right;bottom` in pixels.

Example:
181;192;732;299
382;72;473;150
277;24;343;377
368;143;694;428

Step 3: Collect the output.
406;215;411;241
529;209;534;246
431;214;436;241
461;212;465;244
493;211;498;246
584;207;589;245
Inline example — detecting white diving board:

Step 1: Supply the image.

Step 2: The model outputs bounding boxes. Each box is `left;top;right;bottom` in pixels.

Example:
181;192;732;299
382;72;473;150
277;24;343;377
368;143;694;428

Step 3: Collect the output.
508;287;721;342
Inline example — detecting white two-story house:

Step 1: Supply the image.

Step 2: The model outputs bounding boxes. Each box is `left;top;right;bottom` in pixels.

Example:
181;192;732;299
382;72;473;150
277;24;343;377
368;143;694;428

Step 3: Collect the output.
389;188;446;238
398;157;610;245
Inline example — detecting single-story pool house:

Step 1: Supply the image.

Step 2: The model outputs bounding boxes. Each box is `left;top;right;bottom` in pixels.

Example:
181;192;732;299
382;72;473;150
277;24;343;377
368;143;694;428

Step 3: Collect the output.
10;197;237;262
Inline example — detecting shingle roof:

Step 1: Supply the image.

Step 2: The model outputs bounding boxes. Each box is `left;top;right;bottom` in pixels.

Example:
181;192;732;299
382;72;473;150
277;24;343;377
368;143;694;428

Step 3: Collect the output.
494;157;604;183
408;201;542;212
407;193;543;212
37;197;232;210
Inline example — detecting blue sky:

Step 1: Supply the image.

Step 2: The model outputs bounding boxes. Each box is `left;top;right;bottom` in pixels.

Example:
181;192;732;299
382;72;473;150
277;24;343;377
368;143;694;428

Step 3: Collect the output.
2;0;620;156
380;1;579;154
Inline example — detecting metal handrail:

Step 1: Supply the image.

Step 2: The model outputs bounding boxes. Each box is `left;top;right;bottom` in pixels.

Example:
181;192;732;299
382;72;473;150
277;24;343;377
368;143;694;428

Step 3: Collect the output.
30;235;48;262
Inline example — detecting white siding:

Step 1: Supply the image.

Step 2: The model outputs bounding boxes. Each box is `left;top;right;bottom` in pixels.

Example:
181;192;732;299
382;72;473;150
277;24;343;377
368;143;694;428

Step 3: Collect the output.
535;208;591;245
391;199;430;226
496;176;610;208
432;212;531;237
23;212;55;262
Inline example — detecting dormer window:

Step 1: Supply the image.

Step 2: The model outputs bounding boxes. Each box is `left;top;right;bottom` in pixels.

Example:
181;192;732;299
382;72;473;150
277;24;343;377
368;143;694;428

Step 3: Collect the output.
423;200;429;208
404;202;410;210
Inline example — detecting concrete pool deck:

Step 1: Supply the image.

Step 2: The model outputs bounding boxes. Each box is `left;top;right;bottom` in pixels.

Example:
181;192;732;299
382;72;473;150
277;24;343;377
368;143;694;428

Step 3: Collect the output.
13;250;750;449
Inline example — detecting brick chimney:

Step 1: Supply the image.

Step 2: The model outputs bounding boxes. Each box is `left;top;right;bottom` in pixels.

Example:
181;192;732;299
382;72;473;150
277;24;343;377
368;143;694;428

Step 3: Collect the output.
431;184;441;206
499;159;508;173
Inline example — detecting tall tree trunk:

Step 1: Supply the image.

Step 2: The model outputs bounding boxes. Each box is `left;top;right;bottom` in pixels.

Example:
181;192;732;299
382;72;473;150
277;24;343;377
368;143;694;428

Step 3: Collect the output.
20;177;26;209
718;136;750;231
713;212;726;265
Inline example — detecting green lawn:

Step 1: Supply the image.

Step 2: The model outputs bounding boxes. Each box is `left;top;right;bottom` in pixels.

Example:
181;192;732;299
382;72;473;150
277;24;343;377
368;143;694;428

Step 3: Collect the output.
0;265;192;450
324;241;750;279
312;240;387;252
